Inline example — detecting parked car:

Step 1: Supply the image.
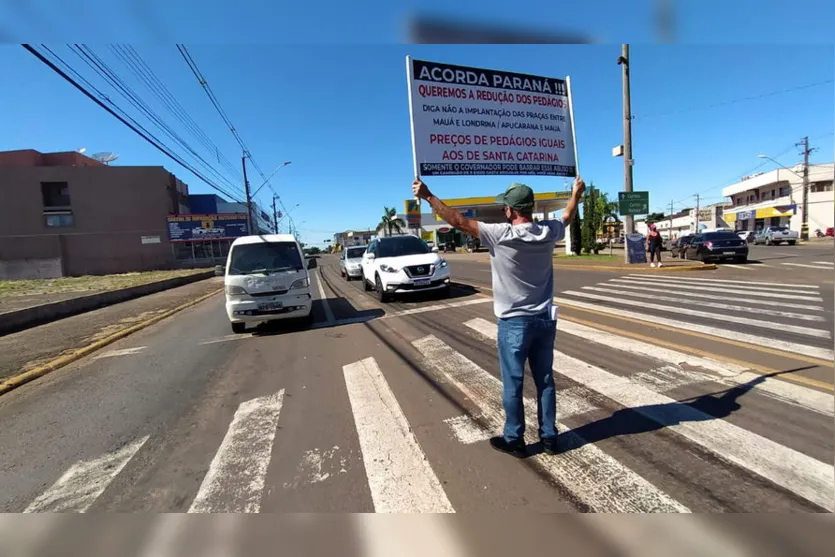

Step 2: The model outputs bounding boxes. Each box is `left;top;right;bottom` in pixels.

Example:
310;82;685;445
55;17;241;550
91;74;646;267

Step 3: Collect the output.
828;227;835;237
339;245;367;281
670;235;694;259
753;226;798;246
224;234;315;334
684;231;749;263
737;230;756;243
360;235;451;302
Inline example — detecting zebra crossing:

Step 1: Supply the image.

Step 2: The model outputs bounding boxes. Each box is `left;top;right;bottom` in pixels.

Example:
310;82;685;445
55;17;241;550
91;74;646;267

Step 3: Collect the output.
559;274;834;362
18;300;834;516
780;260;833;271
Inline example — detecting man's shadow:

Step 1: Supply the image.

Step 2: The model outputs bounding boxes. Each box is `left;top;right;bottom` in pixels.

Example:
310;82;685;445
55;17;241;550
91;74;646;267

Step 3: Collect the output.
540;366;816;456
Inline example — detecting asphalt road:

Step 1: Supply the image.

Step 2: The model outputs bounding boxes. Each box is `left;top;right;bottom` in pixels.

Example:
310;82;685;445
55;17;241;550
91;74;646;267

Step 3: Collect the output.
1;250;833;551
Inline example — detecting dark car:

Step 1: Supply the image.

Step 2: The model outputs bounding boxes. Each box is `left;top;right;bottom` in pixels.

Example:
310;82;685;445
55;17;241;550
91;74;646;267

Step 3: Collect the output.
443;240;456;253
684;231;749;263
670;235;695;259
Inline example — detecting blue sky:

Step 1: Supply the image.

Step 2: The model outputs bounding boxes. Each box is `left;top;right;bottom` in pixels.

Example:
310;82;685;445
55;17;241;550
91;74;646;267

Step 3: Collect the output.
2;43;833;245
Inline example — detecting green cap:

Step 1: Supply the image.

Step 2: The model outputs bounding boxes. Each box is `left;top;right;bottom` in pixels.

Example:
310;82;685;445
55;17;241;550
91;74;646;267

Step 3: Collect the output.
496;183;534;211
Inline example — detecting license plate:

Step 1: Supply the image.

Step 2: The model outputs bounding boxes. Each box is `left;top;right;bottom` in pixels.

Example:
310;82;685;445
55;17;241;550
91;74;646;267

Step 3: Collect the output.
258;302;283;311
723;251;736;255
414;279;431;286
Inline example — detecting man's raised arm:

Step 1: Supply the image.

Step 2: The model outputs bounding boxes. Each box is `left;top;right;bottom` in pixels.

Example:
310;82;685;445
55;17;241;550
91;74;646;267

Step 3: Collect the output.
412;178;480;238
560;176;586;225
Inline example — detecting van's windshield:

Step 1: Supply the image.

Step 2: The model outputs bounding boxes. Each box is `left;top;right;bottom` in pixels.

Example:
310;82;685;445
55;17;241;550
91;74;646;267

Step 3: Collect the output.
229;242;303;275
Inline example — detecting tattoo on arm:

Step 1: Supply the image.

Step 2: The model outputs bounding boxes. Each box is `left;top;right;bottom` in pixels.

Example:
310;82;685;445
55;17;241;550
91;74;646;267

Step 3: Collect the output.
427;195;480;237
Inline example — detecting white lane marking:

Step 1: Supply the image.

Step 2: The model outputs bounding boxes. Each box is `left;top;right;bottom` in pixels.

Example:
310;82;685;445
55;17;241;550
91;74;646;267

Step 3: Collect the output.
602;282;825;311
342;357;453;513
199;334;254;345
813;261;834;266
443;386;599;444
631;365;716;392
352;514;468;557
382;297;493;319
626;274;820;290
313;269;335;324
25;436;149;513
93;347;146;359
554;297;835;361
413;335;689;513
609;278;822;302
468;319;835;512
188;390;285;513
781;263;835;270
583;285;825;322
558;319;834;417
626;276;821;297
731;265;756;271
563;290;831;339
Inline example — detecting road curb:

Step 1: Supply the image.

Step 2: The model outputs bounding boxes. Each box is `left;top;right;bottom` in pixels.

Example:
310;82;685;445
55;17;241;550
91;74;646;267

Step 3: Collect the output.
555;263;718;273
0;288;223;397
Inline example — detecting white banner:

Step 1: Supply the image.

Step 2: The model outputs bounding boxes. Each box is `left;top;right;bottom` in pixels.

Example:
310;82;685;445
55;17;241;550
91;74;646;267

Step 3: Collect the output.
406;57;577;177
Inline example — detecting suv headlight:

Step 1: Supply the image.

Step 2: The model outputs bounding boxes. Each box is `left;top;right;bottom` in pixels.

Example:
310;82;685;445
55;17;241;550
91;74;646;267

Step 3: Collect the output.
439;259;448;268
225;285;248;296
290;278;310;289
379;264;399;273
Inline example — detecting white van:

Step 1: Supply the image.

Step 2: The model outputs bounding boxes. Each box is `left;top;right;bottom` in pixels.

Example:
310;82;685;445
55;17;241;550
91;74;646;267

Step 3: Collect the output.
223;234;314;333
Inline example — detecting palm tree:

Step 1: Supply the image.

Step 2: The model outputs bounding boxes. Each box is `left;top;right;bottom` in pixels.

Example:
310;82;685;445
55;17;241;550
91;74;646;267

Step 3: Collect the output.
377;206;406;236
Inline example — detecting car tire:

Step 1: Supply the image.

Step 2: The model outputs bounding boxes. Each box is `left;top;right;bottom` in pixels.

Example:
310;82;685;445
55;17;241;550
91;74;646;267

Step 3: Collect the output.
231;322;246;334
376;275;392;303
788;241;796;246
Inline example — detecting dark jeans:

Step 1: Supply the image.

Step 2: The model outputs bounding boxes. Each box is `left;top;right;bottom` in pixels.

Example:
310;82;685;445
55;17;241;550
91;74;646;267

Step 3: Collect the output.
649;245;662;262
497;312;558;443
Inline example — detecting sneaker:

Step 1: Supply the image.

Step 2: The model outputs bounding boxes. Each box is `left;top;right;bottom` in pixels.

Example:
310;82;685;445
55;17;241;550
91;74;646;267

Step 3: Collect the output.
657;262;664;268
542;437;559;456
489;436;527;458
649;262;656;268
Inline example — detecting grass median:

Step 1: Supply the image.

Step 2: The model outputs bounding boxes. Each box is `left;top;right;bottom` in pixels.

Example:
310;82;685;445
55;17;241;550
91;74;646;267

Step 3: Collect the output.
0;269;209;298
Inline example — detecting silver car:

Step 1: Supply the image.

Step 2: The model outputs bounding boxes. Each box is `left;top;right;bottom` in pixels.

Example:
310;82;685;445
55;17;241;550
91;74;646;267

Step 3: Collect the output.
340;245;367;280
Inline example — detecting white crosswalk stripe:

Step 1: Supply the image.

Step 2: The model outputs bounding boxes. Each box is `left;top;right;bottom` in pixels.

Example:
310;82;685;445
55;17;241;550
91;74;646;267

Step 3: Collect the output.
626;275;819;289
812;261;833;266
465;318;835;512
782;262;834;270
413;334;690;513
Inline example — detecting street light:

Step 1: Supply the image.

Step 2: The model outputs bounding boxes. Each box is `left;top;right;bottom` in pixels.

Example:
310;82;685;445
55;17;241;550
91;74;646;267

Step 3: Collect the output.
756;155;802;178
757;154;807;239
252;161;292;197
275;203;300;232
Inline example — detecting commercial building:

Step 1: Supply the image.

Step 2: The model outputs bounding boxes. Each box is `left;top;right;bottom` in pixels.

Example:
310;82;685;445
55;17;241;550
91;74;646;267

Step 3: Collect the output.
637;202;731;239
0;149;189;279
333;230;376;248
189;193;273;235
722;164;834;234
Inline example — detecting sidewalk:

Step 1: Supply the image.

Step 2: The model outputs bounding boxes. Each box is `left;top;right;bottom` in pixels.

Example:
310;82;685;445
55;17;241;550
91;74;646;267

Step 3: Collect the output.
0;277;223;385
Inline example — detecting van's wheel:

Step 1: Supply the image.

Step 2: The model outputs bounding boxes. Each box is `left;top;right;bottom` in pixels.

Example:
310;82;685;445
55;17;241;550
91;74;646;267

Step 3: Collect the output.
231;322;246;334
376;275;392;303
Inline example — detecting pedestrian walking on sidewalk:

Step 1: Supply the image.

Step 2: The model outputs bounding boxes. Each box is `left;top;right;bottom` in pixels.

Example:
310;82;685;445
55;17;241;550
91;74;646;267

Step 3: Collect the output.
647;224;663;268
412;176;586;457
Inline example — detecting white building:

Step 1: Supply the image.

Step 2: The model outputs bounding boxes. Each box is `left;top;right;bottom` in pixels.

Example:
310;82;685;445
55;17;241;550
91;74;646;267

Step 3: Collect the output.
722;163;833;234
636;202;730;239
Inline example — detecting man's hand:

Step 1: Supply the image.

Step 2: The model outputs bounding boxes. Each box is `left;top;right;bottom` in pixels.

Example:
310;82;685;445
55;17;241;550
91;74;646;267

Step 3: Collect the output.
572;176;586;198
412;178;432;200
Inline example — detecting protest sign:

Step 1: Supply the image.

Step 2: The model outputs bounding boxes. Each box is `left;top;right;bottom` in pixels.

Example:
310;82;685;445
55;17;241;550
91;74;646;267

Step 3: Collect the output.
406;57;578;177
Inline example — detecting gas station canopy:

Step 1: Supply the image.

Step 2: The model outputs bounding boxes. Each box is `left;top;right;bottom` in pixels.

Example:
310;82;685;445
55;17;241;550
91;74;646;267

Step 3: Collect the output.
436;191;574;224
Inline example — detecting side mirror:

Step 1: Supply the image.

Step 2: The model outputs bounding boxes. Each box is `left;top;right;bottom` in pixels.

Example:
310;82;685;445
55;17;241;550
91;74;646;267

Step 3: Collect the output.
214;265;225;276
365;252;376;260
431;246;439;253
307;258;317;269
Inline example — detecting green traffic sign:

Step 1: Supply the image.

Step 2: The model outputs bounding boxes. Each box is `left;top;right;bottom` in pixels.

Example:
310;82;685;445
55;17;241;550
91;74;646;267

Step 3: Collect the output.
618;191;649;215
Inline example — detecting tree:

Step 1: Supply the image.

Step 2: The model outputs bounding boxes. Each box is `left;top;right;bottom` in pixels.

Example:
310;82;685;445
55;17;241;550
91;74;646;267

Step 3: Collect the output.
377;206;406;236
570;208;582;255
582;183;602;254
646;212;665;224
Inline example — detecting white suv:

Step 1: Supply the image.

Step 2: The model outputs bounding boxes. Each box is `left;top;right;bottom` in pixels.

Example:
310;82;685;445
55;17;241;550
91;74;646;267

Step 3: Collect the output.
360;235;451;302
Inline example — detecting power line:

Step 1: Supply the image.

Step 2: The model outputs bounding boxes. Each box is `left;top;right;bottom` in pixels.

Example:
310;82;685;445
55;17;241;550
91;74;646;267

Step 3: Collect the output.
23;44;245;203
68;44;243;198
176;44;296;231
636;79;834;120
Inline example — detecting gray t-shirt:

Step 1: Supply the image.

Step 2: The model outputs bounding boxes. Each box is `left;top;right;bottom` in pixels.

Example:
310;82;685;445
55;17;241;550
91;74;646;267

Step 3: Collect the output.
478;220;565;319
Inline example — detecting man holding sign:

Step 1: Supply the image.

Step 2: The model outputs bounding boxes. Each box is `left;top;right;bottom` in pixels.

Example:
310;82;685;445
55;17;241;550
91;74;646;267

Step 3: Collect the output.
412;176;585;458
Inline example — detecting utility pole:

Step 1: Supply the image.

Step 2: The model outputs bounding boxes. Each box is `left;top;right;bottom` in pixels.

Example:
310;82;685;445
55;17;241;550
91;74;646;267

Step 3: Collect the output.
272;196;278;234
694;194;700;233
796;136;812;241
618;44;635;263
242;154;253;235
668;200;674;239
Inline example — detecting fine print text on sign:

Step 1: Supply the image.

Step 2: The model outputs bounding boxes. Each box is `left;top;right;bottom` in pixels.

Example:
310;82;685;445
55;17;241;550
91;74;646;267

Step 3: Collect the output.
618;191;649;216
407;58;577;177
